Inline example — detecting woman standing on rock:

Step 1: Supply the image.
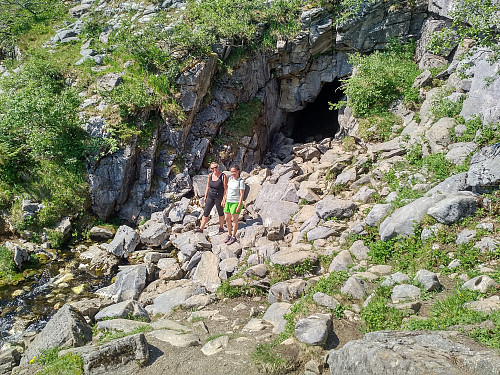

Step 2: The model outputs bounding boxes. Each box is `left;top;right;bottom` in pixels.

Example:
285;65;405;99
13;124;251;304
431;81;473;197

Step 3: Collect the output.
223;165;245;245
195;162;227;234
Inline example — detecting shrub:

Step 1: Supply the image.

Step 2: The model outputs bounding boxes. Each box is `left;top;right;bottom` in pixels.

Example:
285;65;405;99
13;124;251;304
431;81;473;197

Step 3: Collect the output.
334;39;420;118
430;88;465;120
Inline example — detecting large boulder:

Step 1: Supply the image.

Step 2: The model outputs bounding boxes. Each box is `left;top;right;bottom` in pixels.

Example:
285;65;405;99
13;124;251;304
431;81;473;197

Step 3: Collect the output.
259;201;300;227
262;302;292;334
96;265;148;302
427;192;477;224
146;282;200;315
327;330;500;375
21;304;92;365
295;313;332;346
94;300;150;322
268;279;307;304
103;225;140;258
467;143;500;190
191;251;221;293
62;333;149;374
140;221;169;247
379;194;445;241
315;196;357;220
171;231;211;260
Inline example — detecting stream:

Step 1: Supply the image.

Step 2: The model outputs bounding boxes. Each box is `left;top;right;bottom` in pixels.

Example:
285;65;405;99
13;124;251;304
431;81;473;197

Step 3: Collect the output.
0;245;111;349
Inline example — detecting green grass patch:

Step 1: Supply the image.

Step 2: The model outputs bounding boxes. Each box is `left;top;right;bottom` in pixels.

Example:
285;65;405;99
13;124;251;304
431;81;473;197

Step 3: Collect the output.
430;87;464;121
36;347;83;375
361;286;405;332
403;287;500;349
251;342;297;375
98;324;153;343
269;258;317;285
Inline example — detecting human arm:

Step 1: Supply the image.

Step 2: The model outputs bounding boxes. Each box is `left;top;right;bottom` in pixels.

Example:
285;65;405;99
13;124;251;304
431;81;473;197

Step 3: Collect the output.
222;173;228;206
237;180;244;212
203;174;210;203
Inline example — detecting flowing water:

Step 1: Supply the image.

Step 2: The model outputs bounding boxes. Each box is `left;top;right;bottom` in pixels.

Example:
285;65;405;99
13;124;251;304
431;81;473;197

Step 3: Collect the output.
0;246;111;348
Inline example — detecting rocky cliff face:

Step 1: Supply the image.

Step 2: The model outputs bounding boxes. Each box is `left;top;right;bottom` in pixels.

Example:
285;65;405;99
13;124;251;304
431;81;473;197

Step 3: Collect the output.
86;0;430;223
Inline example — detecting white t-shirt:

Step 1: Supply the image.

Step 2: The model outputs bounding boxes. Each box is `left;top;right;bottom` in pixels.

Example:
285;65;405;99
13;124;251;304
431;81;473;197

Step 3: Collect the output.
226;176;245;203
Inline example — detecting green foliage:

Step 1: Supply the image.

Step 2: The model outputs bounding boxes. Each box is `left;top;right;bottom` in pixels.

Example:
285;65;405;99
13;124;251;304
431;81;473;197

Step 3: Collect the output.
430;88;465;121
270;258;316;284
334;39;420;118
0;246;17;282
252;342;295;375
403;287;500;349
223;98;263;137
357;111;402;142
428;0;500;54
452;115;500;146
361;286;405;332
0;58;89;232
36;347;83;375
98;324;153;343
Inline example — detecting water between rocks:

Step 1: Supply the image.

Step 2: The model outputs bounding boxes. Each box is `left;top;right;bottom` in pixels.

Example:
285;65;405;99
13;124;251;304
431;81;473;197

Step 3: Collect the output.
0;246;110;348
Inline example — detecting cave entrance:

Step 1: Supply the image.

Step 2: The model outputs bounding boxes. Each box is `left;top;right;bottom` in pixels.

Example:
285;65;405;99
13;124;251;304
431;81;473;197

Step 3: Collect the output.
286;79;343;143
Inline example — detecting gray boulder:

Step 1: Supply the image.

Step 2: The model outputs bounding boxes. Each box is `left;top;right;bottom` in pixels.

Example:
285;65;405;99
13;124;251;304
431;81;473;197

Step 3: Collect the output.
381;272;411;287
295;313;332;346
69;4;92;18
349;240;369;260
104;225;140;258
379;194;445;241
467;143;500;190
171;231;211;260
259;200;300;227
89;226;115;241
341;276;367;300
327;330;500;375
268;279;307;304
328;250;353;272
146;282;199;315
316;196;356;220
427;173;470;195
97;73;123;91
446;142;478;165
140;221;169;247
191;251;221;293
391;284;421;303
270;249;318;268
425;117;455;153
427;192;477;224
462;275;498;293
13;246;29;270
456;229;476;245
364;204;392;227
414;270;442;292
168;197;190;223
97;265;148;302
94;300;149;322
313;292;339;310
262;302;292;334
62;333;149;374
21;304;92;365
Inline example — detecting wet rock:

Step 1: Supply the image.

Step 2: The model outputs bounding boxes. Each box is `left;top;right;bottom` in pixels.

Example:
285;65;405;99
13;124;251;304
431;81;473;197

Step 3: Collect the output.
262;302;292;334
21;304;92;365
103;225;140;258
95;300;149;322
316;196;357;220
63;333;149;374
414;270;442;292
89;226;115;241
327;330;500;375
391;284;421;303
0;348;20;375
295;313;332;346
462;275;498;293
341;276;368;300
268;279;307;304
427;192;477;224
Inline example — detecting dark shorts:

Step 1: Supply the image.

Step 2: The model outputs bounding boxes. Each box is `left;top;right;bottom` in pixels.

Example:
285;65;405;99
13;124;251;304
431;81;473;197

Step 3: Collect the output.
203;196;224;217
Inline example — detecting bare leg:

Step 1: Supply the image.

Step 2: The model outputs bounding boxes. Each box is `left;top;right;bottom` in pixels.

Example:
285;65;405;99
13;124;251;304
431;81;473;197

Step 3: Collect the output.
225;213;232;235
218;215;225;229
199;216;209;230
231;214;239;237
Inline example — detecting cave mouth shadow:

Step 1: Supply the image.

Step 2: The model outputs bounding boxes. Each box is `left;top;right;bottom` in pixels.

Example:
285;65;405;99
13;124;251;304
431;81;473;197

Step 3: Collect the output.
286;79;344;143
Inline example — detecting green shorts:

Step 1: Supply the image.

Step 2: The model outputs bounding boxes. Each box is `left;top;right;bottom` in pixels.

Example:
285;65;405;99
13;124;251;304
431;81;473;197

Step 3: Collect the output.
224;202;242;214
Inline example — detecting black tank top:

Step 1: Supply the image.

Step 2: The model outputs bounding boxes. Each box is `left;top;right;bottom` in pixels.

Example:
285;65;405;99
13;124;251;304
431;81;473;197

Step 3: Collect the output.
208;173;225;198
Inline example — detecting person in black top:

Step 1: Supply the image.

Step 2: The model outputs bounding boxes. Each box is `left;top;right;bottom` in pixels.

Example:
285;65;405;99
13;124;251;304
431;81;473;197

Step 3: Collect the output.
195;162;227;234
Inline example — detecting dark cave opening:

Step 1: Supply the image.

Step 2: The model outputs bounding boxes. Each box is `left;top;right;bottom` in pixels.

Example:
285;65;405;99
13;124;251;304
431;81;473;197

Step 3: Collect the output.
286;79;343;143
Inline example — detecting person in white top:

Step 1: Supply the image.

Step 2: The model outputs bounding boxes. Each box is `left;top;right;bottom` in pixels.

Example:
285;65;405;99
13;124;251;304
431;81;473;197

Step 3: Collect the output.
222;165;245;245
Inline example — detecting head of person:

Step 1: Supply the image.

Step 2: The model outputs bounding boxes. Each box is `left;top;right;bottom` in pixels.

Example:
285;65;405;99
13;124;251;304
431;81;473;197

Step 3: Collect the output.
230;164;240;178
209;162;219;173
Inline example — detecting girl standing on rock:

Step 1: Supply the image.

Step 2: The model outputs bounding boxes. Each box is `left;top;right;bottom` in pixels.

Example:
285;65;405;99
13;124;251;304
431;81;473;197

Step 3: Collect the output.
195;162;227;234
223;165;245;245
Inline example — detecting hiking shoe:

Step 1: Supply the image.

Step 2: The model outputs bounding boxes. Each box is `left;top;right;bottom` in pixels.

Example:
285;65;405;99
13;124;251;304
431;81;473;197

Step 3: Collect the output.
224;235;232;244
218;227;225;234
226;236;236;245
194;228;203;233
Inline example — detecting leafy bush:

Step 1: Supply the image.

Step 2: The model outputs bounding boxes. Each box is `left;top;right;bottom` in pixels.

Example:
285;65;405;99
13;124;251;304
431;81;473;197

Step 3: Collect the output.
0;58;90;232
335;39;420;118
0;246;16;282
36;347;83;375
361;286;404;332
430;88;465;120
